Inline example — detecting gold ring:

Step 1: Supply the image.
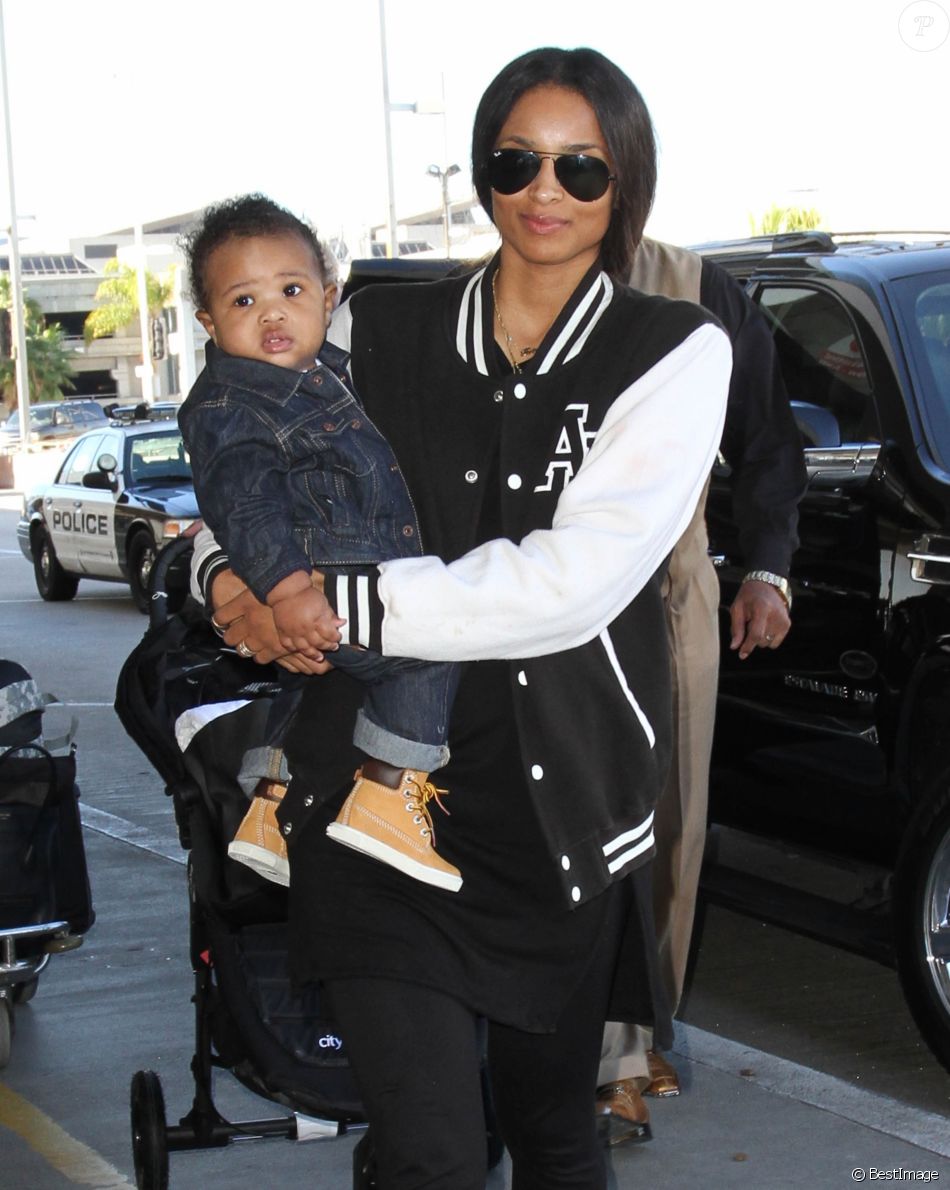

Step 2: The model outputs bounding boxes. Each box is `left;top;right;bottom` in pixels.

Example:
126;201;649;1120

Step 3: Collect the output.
236;641;255;659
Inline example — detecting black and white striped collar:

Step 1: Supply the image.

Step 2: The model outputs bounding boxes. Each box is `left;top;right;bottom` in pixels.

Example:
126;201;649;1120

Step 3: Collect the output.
454;254;614;378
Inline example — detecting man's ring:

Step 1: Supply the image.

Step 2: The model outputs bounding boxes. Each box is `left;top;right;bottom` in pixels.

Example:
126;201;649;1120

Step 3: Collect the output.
236;641;255;659
210;615;226;636
765;633;775;644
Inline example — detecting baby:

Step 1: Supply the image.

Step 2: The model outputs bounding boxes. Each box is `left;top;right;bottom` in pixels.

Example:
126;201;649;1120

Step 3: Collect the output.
179;194;461;893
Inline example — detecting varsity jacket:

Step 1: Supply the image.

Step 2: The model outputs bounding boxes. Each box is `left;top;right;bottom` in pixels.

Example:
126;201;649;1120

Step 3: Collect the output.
193;257;730;908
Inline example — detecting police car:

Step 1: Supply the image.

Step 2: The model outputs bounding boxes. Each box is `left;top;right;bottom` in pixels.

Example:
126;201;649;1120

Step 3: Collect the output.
16;419;198;612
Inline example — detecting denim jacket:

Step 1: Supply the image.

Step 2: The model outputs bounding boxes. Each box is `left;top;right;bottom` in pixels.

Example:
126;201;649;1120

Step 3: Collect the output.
179;341;423;602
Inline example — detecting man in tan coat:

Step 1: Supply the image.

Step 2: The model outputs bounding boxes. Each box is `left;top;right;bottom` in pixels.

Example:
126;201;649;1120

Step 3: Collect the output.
596;238;806;1144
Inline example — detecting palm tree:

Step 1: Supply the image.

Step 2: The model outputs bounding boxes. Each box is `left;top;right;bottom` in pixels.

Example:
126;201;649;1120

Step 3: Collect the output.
749;204;824;236
83;258;175;343
0;275;75;411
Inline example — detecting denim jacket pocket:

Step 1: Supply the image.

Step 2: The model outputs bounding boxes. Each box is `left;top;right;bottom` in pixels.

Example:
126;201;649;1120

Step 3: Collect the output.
294;416;389;550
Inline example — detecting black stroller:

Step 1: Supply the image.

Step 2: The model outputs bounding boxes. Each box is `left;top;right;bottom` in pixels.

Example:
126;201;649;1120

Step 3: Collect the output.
0;660;95;1068
116;536;503;1189
114;537;372;1190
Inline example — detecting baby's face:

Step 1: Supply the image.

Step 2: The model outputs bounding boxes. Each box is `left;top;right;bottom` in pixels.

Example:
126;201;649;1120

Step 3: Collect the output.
196;232;336;371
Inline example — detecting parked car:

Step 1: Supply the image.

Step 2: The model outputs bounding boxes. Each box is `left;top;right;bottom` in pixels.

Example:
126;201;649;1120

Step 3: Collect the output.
17;419;198;612
1;400;109;446
694;232;950;1069
104;400;182;425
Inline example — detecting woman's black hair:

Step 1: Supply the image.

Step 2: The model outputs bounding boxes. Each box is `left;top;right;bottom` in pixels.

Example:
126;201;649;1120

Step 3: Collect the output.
471;47;656;282
183;193;331;310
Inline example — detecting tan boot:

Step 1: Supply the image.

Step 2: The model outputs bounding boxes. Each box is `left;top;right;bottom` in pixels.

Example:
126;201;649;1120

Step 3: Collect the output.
228;781;290;886
326;768;463;892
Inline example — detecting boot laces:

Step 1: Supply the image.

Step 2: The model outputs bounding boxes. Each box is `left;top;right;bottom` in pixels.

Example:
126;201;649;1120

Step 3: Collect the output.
403;773;449;841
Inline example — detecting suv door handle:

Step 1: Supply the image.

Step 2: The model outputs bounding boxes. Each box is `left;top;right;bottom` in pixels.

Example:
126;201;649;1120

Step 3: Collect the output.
908;535;950;584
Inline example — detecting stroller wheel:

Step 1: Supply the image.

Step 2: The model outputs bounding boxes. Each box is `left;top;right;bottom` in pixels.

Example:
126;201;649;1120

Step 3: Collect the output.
0;996;12;1069
130;1070;169;1190
13;977;39;1005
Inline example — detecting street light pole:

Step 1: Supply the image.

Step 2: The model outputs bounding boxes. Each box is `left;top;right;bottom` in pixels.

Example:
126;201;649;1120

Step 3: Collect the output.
426;164;460;254
378;0;399;259
134;224;155;402
0;0;30;450
378;2;451;260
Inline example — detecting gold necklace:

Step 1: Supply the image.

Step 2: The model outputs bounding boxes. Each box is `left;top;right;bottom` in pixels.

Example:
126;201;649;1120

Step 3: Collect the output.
492;269;538;374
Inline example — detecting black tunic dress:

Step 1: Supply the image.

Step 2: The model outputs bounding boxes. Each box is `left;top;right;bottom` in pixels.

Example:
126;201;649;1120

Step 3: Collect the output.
285;373;668;1040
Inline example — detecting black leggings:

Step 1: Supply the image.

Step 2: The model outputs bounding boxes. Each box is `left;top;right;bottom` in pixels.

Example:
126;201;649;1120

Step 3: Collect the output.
324;918;621;1189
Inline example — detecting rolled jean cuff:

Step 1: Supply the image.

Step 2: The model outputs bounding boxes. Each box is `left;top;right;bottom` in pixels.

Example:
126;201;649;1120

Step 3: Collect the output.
353;709;449;772
237;744;291;797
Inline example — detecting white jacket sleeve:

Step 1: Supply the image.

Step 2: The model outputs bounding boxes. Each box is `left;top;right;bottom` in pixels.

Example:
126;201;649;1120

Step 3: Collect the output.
376;322;731;662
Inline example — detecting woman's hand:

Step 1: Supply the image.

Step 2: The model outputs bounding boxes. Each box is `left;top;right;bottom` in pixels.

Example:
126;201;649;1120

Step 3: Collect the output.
210;568;335;674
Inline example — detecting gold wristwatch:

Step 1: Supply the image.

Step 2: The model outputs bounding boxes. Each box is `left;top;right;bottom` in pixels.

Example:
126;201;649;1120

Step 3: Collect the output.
742;570;792;611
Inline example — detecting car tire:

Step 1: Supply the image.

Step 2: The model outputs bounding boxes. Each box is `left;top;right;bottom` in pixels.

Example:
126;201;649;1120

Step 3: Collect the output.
0;997;11;1069
32;527;79;601
128;531;158;615
12;977;38;1005
893;782;950;1073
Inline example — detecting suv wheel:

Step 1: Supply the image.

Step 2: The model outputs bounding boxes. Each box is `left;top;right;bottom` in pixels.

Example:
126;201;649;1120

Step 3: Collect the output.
33;527;79;601
894;783;950;1073
128;531;157;614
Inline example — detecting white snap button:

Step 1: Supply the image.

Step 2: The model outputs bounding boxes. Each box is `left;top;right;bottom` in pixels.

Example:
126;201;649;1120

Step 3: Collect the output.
282;822;292;835
531;764;543;780
507;474;522;490
464;470;478;484
571;886;581;903
561;855;571;871
517;670;527;686
493;390;504;403
304;795;314;807
513;382;526;399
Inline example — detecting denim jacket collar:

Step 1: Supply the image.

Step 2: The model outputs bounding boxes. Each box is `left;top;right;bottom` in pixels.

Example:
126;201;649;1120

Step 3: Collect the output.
204;338;352;394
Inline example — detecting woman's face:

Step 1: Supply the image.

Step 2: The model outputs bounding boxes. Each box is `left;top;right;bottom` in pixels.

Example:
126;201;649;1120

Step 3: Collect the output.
490;84;615;276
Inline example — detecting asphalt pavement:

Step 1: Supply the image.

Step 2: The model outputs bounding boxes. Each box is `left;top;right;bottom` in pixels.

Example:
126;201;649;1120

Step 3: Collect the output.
2;491;950;1189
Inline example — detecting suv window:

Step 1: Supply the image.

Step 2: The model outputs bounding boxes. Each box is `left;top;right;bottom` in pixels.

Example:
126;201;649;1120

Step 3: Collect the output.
75;405;108;426
30;407;57;430
756;285;880;444
891;272;950;472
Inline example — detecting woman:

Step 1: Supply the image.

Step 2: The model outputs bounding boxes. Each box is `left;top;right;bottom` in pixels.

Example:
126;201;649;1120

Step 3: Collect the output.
201;46;730;1189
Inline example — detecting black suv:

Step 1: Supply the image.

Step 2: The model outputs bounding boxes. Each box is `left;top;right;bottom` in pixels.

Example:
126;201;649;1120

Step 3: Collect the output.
696;233;950;1068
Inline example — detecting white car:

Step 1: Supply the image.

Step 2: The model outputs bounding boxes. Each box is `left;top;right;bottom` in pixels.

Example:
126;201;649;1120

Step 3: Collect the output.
17;419;198;611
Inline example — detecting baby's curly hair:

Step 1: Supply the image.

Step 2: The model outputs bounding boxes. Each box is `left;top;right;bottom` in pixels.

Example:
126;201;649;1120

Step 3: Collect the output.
183;193;331;310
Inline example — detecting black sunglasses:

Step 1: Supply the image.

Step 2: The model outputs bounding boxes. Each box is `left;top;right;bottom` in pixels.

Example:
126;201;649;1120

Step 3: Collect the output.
487;148;616;203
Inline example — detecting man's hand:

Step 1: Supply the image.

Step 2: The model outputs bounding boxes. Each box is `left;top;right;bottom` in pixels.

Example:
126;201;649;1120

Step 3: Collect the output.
729;580;791;660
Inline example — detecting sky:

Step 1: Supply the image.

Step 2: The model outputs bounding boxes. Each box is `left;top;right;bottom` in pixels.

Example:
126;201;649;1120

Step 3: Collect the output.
1;0;948;257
